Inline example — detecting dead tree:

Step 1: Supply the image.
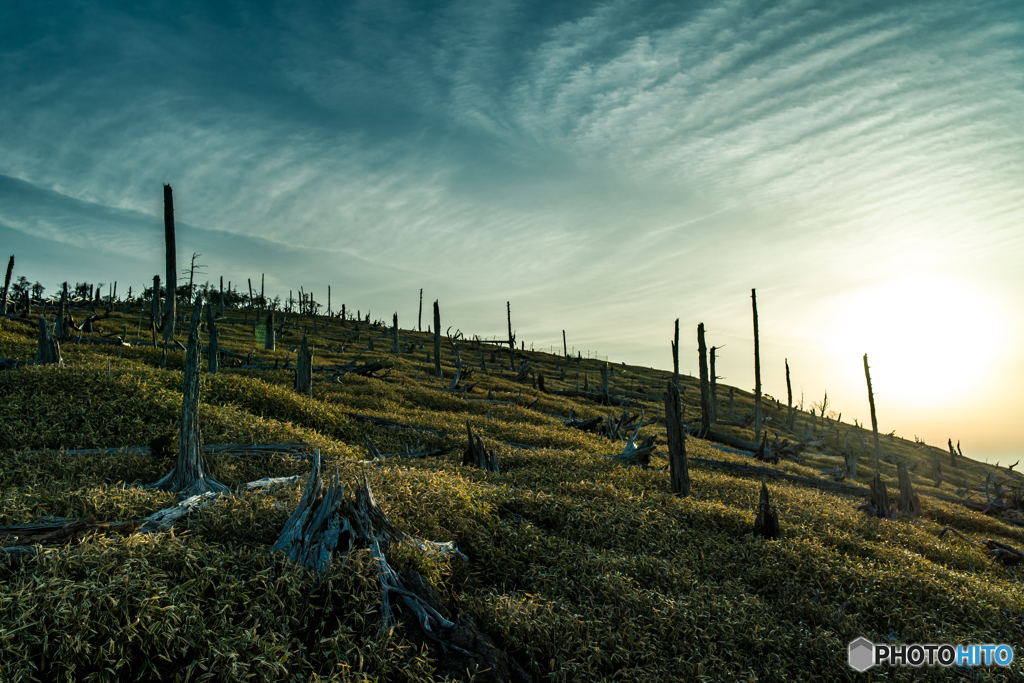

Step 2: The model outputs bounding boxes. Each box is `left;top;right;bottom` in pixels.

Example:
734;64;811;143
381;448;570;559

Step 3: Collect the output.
671;318;679;385
897;461;922;517
162;184;177;344
709;346;718;425
948;438;959;469
665;381;689;496
607;422;657;467
433;300;442;379
54;283;70;341
506;301;515;366
296;333;312;397
463;421;498;473
392;313;400;353
2;255;12;315
697;323;712;438
785;359;795;431
150;296;229;496
34;317;62;365
863;354;883;473
563;329;568;360
219;276;225;317
265;310;276;351
206;304;219;374
751;288;762;444
418;288;423;331
858;471;893;519
752;482;781;540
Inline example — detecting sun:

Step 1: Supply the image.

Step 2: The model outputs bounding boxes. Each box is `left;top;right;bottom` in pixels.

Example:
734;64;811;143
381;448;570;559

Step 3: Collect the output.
826;274;1006;408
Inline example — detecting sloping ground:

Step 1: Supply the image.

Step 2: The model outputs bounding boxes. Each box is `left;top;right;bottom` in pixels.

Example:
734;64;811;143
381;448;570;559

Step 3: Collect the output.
1;311;1022;682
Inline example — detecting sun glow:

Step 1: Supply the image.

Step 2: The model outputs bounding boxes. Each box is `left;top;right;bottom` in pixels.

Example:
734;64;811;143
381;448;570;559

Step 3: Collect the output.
827;275;1007;408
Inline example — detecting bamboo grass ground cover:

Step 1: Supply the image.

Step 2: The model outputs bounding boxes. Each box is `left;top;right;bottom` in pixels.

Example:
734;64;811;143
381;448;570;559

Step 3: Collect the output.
2;311;1023;681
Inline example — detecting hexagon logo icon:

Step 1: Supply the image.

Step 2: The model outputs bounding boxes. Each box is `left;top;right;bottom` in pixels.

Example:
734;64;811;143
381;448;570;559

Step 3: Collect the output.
848;637;875;672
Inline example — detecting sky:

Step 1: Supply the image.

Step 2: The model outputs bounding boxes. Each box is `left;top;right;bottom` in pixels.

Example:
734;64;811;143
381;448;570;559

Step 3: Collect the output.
2;1;1023;464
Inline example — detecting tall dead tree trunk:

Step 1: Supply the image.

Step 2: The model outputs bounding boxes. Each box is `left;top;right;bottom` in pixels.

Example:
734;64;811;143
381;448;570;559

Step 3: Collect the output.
785;359;795;431
506;301;515;366
433;300;442;379
665;381;689;496
55;283;70;342
863;354;882;474
296;333;312;397
327;285;331;318
34;317;62;365
162;185;177;344
563;330;568;361
752;288;762;444
709;346;718;425
671;318;679;386
2;255;12;316
697;323;712;439
219;276;224;317
151;295;228;496
948;439;958;469
206;303;219;374
265;310;275;351
418;288;423;332
392;313;400;353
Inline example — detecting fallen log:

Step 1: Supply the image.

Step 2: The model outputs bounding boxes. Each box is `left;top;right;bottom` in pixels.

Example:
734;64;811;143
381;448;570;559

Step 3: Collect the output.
0;516;137;547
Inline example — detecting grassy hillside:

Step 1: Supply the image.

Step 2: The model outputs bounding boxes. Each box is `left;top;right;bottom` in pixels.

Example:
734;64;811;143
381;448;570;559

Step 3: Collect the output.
1;304;1022;682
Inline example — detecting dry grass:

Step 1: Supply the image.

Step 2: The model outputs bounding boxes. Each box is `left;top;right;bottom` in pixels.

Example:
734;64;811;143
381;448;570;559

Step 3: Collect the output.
1;308;1022;682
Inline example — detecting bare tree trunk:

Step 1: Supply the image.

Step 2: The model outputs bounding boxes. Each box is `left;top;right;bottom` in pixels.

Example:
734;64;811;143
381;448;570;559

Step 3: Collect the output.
206;303;219;374
219;276;224;317
418;288;423;332
563;329;568;361
296;334;312;397
697;323;712;439
54;283;70;342
709;346;717;424
162;185;177;344
671;318;679;386
751;288;762;444
785;359;795;430
265;310;275;351
433;301;442;379
863;354;882;474
327;285;331;317
752;482;781;540
34;316;62;365
947;438;958;469
665;381;689;496
506;301;515;366
151;295;228;496
392;313;400;353
2;255;12;316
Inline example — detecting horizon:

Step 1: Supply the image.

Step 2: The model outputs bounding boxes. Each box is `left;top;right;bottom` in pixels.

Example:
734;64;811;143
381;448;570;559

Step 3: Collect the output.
2;1;1022;465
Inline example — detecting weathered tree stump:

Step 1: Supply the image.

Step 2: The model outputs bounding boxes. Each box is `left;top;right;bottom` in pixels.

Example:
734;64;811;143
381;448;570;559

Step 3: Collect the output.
296;333;312;396
606;422;656;467
948;438;959;469
206;304;220;374
665;381;689;496
897;461;922;517
433;301;442;379
858;471;893;519
1;254;12;316
265;309;275;351
752;481;781;540
463;421;499;473
34;316;62;365
149;295;229;497
162;184;177;343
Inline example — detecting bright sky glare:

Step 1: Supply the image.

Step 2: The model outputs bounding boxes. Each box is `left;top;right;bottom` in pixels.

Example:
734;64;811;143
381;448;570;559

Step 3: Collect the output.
1;1;1022;463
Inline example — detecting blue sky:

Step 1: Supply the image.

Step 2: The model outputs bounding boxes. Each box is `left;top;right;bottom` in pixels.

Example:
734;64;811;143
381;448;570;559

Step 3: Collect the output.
2;0;1023;461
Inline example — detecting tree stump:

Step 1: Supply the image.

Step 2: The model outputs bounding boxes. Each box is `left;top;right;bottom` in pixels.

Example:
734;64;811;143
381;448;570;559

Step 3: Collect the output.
265;310;275;351
149;295;229;497
463;421;499;473
896;461;922;517
296;333;312;397
34;316;62;365
752;481;781;540
206;303;219;374
665;381;690;496
434;301;442;379
697;323;712;438
858;471;893;519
